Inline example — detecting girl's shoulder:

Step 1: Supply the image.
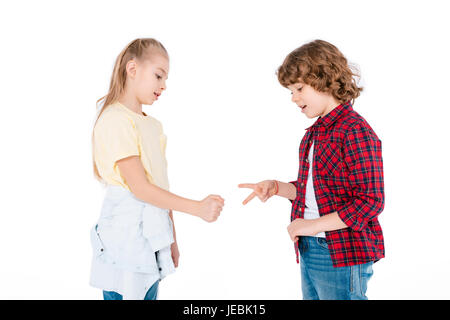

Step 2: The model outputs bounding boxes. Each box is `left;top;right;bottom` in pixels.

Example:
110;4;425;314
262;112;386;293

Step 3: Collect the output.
151;116;164;132
95;103;136;131
101;102;130;118
141;113;164;133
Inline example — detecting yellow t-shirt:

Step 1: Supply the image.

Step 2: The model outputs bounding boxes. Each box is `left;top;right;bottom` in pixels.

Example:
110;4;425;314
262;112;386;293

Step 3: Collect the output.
93;102;169;191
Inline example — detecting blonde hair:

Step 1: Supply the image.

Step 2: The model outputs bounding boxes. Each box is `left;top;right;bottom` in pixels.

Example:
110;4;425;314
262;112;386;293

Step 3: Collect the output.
92;38;169;182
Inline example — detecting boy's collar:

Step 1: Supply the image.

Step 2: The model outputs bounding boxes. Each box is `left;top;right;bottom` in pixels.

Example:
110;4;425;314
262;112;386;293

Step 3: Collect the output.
305;100;353;130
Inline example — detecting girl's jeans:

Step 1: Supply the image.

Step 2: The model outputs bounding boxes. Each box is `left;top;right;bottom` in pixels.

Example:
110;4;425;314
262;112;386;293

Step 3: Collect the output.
299;236;374;300
103;280;160;300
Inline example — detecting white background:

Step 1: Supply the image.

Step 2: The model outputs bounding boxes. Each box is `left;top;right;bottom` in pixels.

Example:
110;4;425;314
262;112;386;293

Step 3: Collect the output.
0;0;449;299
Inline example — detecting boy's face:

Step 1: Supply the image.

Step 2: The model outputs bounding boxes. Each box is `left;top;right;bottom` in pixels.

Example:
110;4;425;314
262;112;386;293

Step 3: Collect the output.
287;81;339;119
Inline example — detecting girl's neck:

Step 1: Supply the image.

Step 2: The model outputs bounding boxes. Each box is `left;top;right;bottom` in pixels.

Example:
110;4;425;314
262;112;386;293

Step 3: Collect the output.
118;92;143;116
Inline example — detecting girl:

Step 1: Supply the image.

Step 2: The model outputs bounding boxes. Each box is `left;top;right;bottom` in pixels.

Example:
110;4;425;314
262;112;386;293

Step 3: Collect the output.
90;38;225;300
238;40;384;300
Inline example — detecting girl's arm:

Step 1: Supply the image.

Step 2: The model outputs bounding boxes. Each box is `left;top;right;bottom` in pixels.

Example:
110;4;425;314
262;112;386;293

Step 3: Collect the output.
169;209;180;267
169;210;176;242
116;156;224;222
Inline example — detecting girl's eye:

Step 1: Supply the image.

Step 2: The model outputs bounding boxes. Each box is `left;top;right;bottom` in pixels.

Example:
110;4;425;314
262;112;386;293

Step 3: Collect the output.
297;87;302;91
156;74;162;80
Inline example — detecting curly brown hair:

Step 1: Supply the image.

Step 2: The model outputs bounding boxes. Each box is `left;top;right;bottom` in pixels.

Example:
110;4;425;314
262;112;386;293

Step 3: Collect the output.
277;40;363;104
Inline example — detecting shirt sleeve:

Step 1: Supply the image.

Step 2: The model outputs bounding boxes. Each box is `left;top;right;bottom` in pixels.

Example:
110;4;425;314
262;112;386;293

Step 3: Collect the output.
94;111;140;165
337;123;385;232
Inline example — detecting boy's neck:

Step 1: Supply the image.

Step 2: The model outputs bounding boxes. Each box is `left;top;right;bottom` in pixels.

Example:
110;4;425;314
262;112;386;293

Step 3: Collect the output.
320;98;342;118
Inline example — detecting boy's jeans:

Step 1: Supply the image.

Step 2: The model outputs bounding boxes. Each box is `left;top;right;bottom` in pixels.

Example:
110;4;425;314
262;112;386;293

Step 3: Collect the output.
103;280;159;300
299;236;374;300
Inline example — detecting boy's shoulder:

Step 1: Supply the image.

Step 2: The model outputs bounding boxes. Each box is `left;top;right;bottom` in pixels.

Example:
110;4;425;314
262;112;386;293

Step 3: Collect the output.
334;108;380;140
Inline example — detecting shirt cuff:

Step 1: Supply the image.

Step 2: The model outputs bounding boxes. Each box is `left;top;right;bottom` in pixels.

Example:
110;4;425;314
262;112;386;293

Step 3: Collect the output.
336;203;367;232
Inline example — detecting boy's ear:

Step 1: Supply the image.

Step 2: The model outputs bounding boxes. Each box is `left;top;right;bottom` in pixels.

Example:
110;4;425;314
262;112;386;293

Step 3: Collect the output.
126;60;137;79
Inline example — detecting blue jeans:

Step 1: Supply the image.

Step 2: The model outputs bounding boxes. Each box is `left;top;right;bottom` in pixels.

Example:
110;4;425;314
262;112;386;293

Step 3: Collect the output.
299;236;374;300
103;280;160;300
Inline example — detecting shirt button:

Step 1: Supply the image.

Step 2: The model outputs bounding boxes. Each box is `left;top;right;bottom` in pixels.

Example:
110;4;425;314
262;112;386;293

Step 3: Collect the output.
159;267;162;271
100;248;104;252
300;182;305;187
305;159;309;163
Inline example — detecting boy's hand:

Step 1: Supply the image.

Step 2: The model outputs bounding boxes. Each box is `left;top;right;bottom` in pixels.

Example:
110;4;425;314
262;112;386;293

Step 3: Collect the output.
287;218;320;241
238;180;277;205
197;195;224;222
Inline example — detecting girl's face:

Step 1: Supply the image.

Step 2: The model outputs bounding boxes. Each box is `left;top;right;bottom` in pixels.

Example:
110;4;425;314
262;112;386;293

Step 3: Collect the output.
287;81;339;119
134;54;169;105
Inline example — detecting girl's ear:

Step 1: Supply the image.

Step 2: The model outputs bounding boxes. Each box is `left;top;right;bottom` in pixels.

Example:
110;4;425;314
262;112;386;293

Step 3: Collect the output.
126;60;137;79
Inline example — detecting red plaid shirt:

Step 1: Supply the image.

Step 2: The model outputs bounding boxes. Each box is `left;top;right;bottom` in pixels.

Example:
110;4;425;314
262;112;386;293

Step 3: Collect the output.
290;101;385;267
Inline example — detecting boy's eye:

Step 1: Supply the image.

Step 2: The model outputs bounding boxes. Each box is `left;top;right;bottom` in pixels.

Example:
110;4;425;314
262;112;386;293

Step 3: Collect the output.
156;74;162;80
290;87;302;94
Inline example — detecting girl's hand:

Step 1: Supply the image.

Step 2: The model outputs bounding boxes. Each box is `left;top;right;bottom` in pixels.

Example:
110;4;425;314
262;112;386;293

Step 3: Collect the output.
238;180;277;205
287;218;320;241
171;241;180;267
197;195;224;222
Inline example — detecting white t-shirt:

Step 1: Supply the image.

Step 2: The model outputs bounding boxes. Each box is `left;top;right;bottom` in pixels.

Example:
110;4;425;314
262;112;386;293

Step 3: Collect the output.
303;142;326;238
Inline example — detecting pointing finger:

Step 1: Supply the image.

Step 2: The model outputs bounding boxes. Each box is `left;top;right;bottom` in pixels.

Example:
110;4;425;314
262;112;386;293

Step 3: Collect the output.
242;192;256;205
238;183;256;189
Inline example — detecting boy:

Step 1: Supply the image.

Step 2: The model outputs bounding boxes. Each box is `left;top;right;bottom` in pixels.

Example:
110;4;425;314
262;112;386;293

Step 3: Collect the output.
238;39;384;300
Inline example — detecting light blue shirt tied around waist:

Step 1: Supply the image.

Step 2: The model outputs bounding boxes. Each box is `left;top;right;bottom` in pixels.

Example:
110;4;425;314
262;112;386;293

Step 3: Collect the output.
89;185;175;299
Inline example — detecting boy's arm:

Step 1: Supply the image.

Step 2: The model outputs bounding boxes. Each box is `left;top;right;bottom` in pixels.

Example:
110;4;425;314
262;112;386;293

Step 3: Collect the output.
238;180;296;204
335;124;385;232
277;181;297;201
315;212;348;233
288;211;348;239
289;180;298;189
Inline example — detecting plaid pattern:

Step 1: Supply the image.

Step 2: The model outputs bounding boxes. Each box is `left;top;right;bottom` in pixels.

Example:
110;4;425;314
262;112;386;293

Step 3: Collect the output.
290;101;385;267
